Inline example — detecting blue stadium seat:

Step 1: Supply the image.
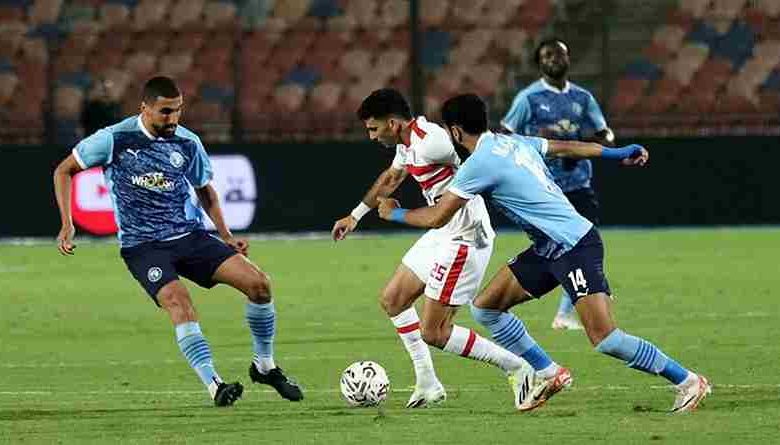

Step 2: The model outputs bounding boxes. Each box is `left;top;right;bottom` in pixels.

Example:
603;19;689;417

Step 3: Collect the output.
713;21;755;69
763;69;780;92
283;65;321;89
200;84;235;106
686;20;720;47
308;0;341;18
624;59;663;80
421;30;450;69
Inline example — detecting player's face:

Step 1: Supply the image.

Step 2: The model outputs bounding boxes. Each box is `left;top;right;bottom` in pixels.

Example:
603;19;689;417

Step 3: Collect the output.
364;117;400;148
141;95;183;138
539;43;569;80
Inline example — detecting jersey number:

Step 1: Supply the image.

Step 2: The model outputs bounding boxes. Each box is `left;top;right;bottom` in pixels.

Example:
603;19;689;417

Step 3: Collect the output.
567;268;588;294
431;263;447;282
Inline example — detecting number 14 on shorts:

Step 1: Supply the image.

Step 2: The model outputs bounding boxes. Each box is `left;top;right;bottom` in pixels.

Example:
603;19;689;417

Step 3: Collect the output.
567;268;588;297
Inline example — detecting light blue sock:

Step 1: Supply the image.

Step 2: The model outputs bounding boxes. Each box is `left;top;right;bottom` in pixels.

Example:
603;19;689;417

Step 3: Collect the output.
557;291;575;315
175;321;221;387
246;301;276;372
595;329;690;385
471;305;554;371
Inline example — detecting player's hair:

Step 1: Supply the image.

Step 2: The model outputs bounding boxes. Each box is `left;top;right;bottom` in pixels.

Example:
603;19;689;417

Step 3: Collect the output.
142;76;181;104
441;94;488;135
534;37;569;65
356;88;412;121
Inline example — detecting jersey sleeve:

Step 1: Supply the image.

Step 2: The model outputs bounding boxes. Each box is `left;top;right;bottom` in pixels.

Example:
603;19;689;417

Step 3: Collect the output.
391;146;406;170
448;154;494;199
72;129;113;169
586;93;608;131
185;136;213;188
501;93;531;133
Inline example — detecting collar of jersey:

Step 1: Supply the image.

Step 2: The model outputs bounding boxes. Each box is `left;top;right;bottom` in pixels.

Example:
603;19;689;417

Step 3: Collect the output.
137;115;166;141
540;78;570;94
475;131;494;151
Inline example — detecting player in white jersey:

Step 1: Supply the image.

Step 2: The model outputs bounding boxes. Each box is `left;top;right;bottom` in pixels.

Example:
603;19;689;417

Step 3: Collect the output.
333;89;555;410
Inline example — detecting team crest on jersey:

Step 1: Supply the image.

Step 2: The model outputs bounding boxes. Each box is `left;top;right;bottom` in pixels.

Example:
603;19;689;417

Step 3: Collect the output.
572;102;583;116
147;267;162;283
169;151;184;168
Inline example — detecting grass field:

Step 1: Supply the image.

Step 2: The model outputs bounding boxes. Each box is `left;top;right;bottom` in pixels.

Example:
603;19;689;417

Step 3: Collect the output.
1;228;779;444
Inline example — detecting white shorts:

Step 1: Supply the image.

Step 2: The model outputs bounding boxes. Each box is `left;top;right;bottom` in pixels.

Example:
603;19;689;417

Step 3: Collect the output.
402;230;493;306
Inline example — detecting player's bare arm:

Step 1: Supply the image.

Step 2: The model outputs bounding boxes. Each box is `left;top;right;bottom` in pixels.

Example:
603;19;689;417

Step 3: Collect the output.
546;140;649;167
53;154;84;256
377;192;467;229
332;166;408;241
195;184;249;256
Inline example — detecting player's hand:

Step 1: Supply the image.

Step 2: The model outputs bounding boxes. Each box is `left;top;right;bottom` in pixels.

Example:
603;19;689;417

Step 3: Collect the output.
620;144;649;167
377;197;400;220
223;235;250;256
57;224;76;256
332;215;358;242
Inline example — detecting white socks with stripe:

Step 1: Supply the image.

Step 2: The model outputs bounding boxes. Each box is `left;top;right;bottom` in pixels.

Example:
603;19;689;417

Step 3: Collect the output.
391;308;440;388
443;324;525;373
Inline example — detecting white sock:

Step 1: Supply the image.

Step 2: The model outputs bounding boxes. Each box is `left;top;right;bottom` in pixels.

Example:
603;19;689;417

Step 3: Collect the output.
537;363;560;380
391;308;439;387
443;325;524;373
253;355;276;374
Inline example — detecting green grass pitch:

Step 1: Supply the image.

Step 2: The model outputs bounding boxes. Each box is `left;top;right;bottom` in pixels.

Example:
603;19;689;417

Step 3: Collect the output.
1;228;778;444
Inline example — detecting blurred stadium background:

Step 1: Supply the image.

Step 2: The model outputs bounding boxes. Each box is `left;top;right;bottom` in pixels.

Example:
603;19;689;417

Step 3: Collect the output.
1;0;778;237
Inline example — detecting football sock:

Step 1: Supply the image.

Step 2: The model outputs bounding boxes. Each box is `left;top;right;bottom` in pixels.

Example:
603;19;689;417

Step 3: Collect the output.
391;308;439;387
175;321;222;398
471;306;558;378
557;292;575;315
443;324;525;373
246;301;276;374
595;329;691;385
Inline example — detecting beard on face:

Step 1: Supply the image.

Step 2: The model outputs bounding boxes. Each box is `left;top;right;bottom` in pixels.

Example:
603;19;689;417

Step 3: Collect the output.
542;61;568;80
154;123;177;138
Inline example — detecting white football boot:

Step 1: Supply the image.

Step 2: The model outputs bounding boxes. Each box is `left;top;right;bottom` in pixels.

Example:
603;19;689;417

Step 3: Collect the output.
406;382;446;408
551;312;584;330
515;366;573;412
671;373;711;413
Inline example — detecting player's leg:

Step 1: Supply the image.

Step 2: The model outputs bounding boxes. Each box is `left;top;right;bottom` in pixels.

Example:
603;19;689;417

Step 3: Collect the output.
560;230;710;413
209;252;303;401
120;241;241;407
389;231;445;407
469;251;571;410
553;188;599;330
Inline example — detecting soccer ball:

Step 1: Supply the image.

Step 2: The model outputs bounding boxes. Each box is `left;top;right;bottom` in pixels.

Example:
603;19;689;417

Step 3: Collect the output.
340;361;390;407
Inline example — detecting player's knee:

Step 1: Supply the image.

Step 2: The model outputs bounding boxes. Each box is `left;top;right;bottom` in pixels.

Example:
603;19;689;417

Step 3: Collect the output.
419;324;444;348
379;288;404;316
594;328;624;353
158;287;195;322
246;271;272;304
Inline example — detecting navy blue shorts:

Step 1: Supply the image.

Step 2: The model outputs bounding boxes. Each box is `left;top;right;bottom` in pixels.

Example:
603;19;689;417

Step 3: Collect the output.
565;187;600;225
120;231;237;305
507;228;611;304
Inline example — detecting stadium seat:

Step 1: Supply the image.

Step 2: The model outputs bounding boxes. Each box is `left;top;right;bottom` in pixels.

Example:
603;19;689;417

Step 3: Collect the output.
169;0;205;30
271;0;312;24
378;0;408;28
517;0;552;32
420;0;449;27
20;37;49;64
28;0;64;26
0;5;25;23
158;52;193;77
0;21;27;59
132;0;171;30
339;49;372;79
757;0;780;17
99;3;131;29
0;71;18;105
665;43;710;85
124;51;158;80
273;83;306;112
679;0;713;18
493;28;528;59
204;1;238;30
710;0;747;21
466;62;503;97
53;85;85;118
652;25;687;54
309;81;342;112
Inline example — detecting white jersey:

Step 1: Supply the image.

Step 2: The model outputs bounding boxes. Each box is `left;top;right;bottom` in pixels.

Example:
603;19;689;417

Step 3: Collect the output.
391;116;494;243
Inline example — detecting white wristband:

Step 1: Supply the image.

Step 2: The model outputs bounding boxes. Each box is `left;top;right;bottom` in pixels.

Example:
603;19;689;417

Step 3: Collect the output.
350;202;372;221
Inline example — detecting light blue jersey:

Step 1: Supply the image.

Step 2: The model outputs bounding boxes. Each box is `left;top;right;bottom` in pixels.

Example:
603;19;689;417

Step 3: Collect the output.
73;116;212;248
501;79;607;192
449;132;593;259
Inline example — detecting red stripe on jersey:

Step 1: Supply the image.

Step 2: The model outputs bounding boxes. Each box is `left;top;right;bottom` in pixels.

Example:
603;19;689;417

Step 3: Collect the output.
396;322;421;334
409;119;427;139
420;166;454;190
461;329;477;357
440;244;469;305
405;164;440;176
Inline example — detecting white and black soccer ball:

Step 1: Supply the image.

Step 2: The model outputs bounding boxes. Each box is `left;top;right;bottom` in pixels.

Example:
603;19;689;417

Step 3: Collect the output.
340;361;390;407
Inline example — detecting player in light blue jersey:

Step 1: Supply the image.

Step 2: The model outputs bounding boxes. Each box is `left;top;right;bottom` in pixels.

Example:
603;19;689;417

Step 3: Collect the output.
502;38;615;330
378;95;711;413
53;76;303;406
